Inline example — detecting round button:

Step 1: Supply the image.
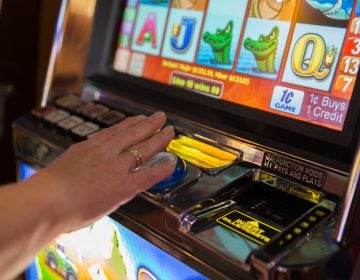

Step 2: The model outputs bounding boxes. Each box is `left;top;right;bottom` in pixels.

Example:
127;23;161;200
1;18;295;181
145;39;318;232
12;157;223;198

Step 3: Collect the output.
315;210;325;217
301;221;309;228
147;152;187;193
308;215;317;223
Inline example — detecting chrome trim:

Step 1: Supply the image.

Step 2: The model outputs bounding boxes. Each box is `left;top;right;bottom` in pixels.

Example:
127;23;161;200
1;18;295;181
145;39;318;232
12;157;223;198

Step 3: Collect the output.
41;0;69;107
179;200;236;233
335;141;360;242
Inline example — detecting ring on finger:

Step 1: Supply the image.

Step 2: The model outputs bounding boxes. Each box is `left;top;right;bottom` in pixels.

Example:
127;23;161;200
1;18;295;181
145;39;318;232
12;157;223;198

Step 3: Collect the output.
126;147;143;169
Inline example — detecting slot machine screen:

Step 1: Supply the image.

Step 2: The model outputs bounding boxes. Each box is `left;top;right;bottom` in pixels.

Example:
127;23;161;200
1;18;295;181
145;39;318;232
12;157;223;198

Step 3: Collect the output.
86;0;360;164
17;162;206;280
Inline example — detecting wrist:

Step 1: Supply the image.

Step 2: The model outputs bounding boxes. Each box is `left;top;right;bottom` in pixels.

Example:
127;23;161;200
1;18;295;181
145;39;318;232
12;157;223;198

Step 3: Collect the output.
22;171;70;236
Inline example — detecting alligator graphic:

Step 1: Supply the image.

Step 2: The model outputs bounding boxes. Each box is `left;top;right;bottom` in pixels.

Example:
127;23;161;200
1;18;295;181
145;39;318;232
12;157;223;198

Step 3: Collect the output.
306;0;354;19
203;21;233;64
243;26;279;73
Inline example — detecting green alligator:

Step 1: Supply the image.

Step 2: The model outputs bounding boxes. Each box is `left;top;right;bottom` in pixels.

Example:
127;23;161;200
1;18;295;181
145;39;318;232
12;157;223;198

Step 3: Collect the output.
203;21;233;64
243;26;279;73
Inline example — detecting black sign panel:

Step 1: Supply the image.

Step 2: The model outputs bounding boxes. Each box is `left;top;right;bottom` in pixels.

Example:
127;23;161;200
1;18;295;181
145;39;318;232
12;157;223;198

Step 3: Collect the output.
216;210;281;245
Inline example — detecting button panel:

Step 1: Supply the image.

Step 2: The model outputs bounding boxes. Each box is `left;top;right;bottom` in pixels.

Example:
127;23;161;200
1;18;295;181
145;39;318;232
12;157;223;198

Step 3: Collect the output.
37;94;128;141
259;206;332;257
29;94;336;270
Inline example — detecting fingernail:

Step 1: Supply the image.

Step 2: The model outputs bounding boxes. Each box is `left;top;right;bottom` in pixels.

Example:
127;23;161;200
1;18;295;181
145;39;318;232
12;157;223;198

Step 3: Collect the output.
153;125;173;136
135;115;146;120
163;125;174;135
152;111;165;119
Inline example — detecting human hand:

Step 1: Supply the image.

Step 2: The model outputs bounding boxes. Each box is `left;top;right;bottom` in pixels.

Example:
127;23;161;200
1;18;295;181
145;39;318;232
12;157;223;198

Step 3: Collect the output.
32;111;175;232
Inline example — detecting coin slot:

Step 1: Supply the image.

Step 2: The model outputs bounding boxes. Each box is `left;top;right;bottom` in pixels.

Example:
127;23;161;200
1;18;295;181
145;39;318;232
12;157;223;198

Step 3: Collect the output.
233;182;316;228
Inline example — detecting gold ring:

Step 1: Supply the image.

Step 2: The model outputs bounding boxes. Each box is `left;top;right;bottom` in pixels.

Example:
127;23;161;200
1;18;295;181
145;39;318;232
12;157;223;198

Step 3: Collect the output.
127;147;143;169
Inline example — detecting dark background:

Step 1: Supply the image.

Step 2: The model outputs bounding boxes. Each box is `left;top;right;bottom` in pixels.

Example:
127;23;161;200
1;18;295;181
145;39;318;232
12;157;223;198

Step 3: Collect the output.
0;0;60;184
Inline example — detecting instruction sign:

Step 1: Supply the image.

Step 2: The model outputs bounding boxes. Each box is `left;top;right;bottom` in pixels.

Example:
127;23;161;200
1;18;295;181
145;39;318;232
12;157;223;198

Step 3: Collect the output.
216;210;281;245
262;152;327;189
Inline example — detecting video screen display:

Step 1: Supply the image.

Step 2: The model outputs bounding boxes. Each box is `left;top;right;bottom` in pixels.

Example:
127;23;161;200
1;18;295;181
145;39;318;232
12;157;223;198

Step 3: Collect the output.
26;217;206;280
113;0;360;131
18;163;206;280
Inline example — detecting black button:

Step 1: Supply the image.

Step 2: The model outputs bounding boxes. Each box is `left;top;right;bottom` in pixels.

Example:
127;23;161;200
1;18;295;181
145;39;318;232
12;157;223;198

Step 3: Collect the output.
71;122;100;137
97;110;126;126
55;94;80;108
43;109;70;124
81;104;109;119
57;115;84;130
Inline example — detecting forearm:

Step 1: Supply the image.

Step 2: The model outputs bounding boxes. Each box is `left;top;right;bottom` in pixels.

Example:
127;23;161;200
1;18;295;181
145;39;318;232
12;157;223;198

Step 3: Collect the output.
0;112;176;280
0;173;64;280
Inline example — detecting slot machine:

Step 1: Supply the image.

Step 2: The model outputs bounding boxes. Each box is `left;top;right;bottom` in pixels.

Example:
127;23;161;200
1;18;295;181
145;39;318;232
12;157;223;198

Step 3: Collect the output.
13;0;360;279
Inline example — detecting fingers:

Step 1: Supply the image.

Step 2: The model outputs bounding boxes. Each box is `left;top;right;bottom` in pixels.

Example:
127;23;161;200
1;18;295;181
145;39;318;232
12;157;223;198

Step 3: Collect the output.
87;111;174;172
88;115;146;145
120;125;175;171
108;111;168;153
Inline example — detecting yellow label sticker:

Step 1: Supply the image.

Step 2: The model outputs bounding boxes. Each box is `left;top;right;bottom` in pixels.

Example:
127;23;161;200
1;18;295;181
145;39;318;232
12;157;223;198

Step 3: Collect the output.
216;210;281;245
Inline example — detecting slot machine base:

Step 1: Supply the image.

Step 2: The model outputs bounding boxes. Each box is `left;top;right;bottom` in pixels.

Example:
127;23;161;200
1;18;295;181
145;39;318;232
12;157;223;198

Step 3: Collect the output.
12;92;359;279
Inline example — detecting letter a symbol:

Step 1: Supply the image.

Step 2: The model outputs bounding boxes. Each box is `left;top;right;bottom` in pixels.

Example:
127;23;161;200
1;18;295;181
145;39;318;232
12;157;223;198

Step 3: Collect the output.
136;13;157;48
